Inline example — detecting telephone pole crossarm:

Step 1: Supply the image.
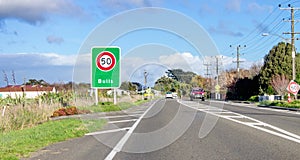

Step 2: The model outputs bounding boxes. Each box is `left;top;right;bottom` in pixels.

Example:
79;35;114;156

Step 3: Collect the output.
230;45;246;79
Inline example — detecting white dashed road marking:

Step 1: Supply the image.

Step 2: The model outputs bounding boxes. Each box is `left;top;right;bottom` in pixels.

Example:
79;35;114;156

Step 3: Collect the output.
178;100;300;144
108;119;138;124
104;100;158;160
85;127;131;136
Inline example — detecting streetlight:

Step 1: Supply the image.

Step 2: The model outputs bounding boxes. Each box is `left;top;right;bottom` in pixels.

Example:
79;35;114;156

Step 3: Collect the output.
261;33;290;43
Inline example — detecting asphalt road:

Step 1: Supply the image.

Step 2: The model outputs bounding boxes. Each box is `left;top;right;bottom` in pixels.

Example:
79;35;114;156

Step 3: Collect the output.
25;99;300;160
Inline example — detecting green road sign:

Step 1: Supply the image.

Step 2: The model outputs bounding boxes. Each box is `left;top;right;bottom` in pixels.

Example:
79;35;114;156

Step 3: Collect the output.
91;47;121;88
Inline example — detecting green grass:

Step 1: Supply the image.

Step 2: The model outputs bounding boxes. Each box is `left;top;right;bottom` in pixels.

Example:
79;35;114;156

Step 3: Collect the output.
78;100;151;113
0;98;152;159
82;119;107;132
0;118;106;160
259;100;300;108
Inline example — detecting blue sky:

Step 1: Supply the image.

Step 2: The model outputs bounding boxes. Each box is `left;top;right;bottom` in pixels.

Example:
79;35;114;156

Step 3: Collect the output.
0;0;299;87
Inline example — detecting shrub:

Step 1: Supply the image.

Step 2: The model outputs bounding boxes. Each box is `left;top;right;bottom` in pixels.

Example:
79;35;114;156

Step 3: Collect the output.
248;95;259;102
51;106;89;117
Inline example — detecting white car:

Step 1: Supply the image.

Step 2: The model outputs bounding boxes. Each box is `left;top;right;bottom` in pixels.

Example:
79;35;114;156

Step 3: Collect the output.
165;91;173;99
172;92;178;99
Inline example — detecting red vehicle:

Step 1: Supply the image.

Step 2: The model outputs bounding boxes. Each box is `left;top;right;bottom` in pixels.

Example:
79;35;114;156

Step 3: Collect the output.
190;88;205;101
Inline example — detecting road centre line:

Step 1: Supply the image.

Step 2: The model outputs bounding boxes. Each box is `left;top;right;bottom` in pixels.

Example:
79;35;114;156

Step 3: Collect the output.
178;100;300;144
104;100;159;160
108;119;138;124
85;127;131;136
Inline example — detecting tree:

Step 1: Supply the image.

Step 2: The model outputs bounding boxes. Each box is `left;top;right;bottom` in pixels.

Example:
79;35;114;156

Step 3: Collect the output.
249;62;262;77
120;81;136;92
270;74;290;96
2;70;8;86
154;76;178;93
24;79;49;86
166;69;196;83
190;75;205;87
221;68;260;100
259;42;296;94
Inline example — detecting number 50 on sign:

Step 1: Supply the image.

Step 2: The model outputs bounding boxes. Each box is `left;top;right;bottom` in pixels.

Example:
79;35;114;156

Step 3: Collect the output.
91;47;121;88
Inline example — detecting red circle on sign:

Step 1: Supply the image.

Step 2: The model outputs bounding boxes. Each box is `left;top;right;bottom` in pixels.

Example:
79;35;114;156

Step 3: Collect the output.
287;81;300;95
96;51;116;71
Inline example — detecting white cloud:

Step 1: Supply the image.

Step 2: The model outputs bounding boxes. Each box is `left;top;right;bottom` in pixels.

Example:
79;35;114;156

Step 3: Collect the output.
219;55;262;72
247;2;273;13
98;0;160;15
46;35;64;44
0;52;76;67
0;52;262;87
225;0;241;12
209;21;244;37
0;0;84;25
0;53;76;86
159;52;203;74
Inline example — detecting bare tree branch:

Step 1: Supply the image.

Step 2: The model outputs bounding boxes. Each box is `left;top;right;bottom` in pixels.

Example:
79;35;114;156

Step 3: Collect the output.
270;74;290;96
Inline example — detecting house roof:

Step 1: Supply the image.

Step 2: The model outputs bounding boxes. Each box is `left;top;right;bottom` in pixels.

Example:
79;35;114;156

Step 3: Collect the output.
0;85;55;92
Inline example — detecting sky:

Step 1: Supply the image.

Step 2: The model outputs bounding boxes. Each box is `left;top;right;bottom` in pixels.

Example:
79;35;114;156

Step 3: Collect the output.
0;0;299;87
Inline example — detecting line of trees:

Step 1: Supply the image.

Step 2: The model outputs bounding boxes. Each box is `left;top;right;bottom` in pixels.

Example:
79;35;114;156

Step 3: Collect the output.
151;42;299;101
226;42;300;100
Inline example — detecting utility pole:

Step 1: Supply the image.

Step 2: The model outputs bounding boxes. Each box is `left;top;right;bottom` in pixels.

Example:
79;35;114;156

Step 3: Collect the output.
144;70;148;88
230;45;246;79
215;56;220;85
203;63;211;77
215;56;222;100
142;70;148;100
280;4;300;81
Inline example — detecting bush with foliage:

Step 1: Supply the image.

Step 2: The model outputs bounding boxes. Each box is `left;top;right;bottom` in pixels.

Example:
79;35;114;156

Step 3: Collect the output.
51;106;90;117
248;95;259;102
259;100;300;108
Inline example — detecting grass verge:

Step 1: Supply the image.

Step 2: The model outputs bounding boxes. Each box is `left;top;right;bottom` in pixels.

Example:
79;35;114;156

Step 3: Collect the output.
259;100;300;108
78;99;151;113
1;98;152;159
0;118;106;160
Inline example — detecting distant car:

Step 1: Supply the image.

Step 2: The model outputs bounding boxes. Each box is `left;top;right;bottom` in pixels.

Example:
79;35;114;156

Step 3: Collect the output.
172;92;178;99
165;91;173;99
190;88;205;101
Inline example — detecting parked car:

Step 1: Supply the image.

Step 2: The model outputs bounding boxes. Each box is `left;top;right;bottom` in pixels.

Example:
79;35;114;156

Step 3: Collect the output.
190;88;205;101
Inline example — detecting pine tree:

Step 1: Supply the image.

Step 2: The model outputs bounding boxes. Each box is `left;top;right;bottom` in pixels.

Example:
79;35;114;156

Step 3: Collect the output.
259;42;300;94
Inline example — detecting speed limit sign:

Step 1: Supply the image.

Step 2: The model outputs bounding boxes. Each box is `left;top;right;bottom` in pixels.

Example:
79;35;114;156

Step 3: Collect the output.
96;51;116;71
92;47;120;88
286;81;300;95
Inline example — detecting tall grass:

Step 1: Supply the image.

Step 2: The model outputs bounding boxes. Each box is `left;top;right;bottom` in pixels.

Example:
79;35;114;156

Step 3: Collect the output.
0;103;58;132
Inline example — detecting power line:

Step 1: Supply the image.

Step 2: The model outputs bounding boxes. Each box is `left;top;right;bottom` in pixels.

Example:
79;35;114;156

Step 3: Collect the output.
280;3;300;80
